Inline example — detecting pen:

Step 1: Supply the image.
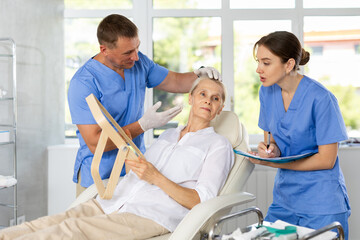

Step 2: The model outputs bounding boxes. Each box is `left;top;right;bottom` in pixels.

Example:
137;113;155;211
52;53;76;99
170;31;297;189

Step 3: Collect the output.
267;131;271;149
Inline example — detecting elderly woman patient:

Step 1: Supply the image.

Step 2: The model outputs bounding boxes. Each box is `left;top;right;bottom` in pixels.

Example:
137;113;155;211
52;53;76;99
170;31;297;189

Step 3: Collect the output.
0;76;234;240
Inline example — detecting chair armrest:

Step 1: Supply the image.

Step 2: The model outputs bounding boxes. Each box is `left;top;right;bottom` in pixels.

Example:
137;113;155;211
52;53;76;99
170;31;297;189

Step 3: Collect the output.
169;192;255;240
67;184;99;210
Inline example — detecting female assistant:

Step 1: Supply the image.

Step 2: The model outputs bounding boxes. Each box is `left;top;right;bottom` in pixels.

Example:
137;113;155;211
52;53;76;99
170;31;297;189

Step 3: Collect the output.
250;31;351;239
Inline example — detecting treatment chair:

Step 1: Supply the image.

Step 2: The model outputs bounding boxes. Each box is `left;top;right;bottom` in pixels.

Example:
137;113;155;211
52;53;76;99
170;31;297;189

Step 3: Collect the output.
68;96;255;240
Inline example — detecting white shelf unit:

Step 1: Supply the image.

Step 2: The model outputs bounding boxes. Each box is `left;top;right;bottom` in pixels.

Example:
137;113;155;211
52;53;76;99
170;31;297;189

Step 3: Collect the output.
0;38;17;228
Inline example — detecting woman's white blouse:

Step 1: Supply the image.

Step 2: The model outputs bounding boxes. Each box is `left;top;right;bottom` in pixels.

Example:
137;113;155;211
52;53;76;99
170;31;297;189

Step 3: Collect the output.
96;126;234;231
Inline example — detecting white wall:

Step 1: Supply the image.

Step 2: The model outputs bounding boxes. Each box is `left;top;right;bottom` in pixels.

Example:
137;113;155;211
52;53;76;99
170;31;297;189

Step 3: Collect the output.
0;0;64;225
338;147;360;239
47;144;77;215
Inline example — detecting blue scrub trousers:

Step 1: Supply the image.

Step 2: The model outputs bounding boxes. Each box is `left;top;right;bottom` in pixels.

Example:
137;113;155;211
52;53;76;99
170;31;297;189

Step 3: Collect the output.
265;204;349;239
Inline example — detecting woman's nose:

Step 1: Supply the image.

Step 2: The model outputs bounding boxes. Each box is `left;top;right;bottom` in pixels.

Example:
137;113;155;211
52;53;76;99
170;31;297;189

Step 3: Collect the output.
256;64;263;74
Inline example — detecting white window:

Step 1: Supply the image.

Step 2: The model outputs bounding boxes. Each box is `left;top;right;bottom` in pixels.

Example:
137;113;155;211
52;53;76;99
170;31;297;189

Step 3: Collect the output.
233;20;291;134
152;17;221;137
64;0;360;143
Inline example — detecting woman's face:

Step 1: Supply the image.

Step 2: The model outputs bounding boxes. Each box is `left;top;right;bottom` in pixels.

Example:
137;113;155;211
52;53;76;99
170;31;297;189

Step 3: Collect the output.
189;79;224;122
255;45;288;87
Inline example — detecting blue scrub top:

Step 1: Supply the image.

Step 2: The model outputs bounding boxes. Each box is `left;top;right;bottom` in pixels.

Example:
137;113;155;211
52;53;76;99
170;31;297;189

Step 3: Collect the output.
258;75;350;215
68;51;168;187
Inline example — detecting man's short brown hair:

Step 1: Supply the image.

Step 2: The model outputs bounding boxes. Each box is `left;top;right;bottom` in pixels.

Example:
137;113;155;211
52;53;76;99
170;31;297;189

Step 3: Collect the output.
97;14;138;48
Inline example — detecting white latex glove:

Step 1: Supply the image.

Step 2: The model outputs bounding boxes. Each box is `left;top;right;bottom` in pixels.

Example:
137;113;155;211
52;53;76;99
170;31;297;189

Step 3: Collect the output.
138;102;183;132
194;66;222;81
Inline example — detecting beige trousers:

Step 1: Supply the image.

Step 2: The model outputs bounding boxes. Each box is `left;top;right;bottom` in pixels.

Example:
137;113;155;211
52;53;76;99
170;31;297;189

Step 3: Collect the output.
0;199;169;240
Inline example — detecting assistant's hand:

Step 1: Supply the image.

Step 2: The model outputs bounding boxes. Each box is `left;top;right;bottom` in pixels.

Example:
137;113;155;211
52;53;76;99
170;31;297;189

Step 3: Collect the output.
138;101;183;132
125;157;161;185
257;142;280;158
247;151;267;166
194;66;222;81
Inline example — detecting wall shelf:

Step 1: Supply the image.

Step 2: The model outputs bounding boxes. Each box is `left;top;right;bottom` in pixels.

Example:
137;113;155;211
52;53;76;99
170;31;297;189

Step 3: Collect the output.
0;141;15;146
0;54;13;58
0;98;14;101
0;38;17;226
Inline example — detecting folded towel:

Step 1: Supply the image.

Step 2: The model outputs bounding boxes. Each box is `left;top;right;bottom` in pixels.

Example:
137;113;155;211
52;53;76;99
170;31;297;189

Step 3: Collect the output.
221;220;337;240
273;220;337;240
0;175;17;187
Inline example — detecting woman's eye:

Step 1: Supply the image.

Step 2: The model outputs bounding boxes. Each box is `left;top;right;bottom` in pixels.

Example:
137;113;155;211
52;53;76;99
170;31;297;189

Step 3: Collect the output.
264;62;270;66
214;97;219;101
200;92;205;96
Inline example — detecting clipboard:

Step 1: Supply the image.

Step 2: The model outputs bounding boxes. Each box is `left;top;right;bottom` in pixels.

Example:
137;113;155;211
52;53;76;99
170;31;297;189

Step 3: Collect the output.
234;149;316;163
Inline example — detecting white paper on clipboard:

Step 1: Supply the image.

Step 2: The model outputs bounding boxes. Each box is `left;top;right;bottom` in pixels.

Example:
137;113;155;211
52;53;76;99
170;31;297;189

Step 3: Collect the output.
234;149;317;163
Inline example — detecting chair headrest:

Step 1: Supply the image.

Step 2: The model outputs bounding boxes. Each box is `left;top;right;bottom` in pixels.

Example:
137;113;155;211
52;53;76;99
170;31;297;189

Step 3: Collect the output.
210;111;242;148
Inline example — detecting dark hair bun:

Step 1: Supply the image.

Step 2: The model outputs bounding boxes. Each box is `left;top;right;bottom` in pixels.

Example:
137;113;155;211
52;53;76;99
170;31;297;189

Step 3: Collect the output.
300;48;310;65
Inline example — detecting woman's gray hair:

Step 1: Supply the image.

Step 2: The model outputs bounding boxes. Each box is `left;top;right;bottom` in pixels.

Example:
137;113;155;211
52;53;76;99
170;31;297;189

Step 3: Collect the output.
189;76;227;104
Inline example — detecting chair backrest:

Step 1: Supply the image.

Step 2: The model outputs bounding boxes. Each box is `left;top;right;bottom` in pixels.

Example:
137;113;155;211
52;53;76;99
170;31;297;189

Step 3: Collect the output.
149;111;255;240
210;111;254;195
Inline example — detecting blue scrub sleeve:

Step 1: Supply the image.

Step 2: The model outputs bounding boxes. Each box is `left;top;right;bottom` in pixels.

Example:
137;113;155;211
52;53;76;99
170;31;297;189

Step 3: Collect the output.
68;77;99;124
258;86;270;132
314;92;348;146
139;53;169;88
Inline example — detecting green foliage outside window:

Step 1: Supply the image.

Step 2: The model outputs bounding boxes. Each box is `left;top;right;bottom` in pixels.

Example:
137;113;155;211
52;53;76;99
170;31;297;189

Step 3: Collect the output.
234;56;262;134
153;17;221;133
326;85;360;132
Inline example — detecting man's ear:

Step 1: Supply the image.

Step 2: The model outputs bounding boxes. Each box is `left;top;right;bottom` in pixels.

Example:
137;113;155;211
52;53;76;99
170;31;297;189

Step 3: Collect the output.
286;58;296;74
99;45;108;56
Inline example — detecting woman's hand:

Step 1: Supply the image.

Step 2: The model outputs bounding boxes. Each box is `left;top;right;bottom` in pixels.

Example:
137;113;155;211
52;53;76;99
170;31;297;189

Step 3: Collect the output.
126;156;200;209
247;151;270;166
247;142;280;167
257;141;281;158
125;157;161;185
